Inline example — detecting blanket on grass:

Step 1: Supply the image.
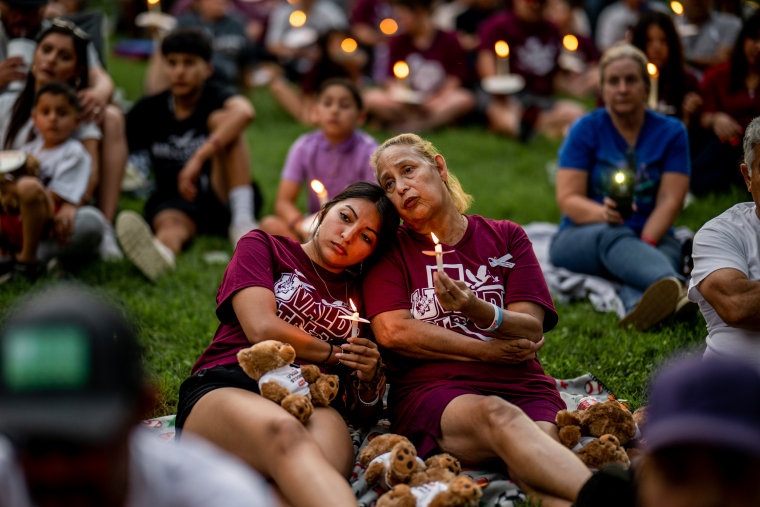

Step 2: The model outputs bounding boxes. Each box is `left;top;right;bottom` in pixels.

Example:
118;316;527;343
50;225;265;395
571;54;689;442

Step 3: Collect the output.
523;222;694;319
143;373;616;506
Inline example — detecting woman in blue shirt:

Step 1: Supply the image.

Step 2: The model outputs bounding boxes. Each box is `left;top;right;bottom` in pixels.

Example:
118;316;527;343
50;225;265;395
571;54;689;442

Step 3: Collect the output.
549;43;691;331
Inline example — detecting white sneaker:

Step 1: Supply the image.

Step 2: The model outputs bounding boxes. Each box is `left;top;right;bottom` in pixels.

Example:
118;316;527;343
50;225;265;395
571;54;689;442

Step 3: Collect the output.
229;218;259;247
115;211;175;281
99;224;124;261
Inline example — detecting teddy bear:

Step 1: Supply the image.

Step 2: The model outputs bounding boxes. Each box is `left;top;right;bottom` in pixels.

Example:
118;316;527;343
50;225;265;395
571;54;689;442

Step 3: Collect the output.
408;453;462;487
377;475;483;507
555;399;637;449
0;152;39;214
359;433;427;489
237;340;339;424
575;434;630;469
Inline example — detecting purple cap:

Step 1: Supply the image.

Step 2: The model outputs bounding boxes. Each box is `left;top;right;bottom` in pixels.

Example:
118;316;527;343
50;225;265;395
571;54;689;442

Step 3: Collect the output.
644;356;760;457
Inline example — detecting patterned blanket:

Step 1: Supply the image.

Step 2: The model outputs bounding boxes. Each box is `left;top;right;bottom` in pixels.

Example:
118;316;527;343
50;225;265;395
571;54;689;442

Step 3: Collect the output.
143;373;616;506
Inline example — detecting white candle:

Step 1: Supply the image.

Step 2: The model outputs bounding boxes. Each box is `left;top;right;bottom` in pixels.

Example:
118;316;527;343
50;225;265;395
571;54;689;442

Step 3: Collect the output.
310;179;328;207
432;233;443;273
494;41;510;76
647;63;659;110
338;298;369;338
147;0;161;13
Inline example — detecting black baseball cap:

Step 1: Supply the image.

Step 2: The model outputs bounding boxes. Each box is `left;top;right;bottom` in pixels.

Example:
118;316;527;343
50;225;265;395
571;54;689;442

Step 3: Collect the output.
0;284;144;444
644;355;760;457
0;0;49;8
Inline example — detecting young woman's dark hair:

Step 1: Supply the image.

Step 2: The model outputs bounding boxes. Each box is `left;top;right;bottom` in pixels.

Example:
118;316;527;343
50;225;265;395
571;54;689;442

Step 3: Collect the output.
34;80;82;111
317;77;364;111
316;181;400;271
729;11;760;91
631;11;687;115
4;21;90;149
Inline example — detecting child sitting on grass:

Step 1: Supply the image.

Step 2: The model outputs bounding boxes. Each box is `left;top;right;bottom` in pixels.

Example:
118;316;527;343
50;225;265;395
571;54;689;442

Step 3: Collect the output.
0;81;105;282
260;78;378;241
119;27;257;282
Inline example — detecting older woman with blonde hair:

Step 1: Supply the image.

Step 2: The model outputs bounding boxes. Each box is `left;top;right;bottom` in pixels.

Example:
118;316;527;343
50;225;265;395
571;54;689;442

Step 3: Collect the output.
549;43;691;332
363;133;591;505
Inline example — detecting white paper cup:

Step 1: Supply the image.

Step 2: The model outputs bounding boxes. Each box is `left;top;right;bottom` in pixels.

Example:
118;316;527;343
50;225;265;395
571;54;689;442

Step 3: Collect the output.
7;38;35;91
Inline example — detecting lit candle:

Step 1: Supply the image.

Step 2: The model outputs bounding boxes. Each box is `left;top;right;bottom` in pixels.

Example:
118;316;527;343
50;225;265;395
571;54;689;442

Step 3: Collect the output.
341;37;357;54
421;232;456;274
562;34;578;53
289;10;307;28
393;60;410;86
338;298;370;337
670;0;684;15
147;0;160;13
379;18;398;36
310;179;328;207
647;63;659;110
494;40;510;76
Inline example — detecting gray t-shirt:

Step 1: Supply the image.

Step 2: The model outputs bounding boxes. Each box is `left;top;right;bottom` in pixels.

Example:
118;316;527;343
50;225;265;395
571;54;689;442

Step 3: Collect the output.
688;202;760;371
677;11;742;68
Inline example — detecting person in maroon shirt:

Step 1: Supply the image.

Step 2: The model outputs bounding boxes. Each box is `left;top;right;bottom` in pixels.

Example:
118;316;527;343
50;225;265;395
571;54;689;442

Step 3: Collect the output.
477;0;586;139
364;133;591;505
692;11;760;194
174;182;399;507
363;0;476;132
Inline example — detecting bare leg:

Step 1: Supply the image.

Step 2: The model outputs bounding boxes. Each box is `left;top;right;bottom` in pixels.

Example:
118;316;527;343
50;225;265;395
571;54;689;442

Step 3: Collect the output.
486;96;521;138
535;100;586;139
260;215;300;241
437;394;591;501
183;388;357;507
208;110;252;201
417;88;476;131
16;177;53;263
152;209;196;255
98;105;128;223
268;75;316;125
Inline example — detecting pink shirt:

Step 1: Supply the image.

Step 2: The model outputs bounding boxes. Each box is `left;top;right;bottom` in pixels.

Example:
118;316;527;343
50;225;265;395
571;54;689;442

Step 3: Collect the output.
193;230;363;373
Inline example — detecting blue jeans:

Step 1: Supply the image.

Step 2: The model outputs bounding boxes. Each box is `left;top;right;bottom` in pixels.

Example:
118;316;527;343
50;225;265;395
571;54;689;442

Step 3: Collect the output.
549;223;682;312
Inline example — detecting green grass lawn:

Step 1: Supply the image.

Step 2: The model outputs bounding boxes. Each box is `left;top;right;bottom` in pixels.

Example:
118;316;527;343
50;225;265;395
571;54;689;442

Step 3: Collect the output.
0;53;747;417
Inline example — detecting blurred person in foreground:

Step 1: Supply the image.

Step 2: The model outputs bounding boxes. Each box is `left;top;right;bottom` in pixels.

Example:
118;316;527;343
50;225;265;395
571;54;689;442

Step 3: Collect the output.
574;354;760;507
0;283;275;507
687;115;760;372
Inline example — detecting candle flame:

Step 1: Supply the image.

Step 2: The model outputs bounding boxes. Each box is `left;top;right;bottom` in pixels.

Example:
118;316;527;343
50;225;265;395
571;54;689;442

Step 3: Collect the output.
670;0;684;14
430;232;439;245
341;37;358;53
289;10;307;27
379;18;398;35
349;298;357;312
614;172;625;184
310;179;325;194
393;60;409;79
647;63;658;77
562;34;578;52
494;40;509;58
147;0;160;4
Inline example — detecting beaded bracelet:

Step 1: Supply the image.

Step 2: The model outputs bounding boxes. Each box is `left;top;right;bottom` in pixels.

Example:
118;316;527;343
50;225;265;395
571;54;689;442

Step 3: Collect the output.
474;302;503;332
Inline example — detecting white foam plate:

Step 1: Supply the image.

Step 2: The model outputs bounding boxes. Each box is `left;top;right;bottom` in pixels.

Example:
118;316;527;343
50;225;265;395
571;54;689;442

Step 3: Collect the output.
135;12;177;31
0;150;27;174
482;74;525;95
558;52;586;73
390;86;423;105
282;27;318;49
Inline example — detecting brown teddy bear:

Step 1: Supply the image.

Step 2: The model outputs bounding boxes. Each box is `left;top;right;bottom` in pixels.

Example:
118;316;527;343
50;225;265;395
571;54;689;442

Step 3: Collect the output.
575;434;630;469
237;340;339;424
0;152;39;215
408;453;462;487
377;475;483;507
555;399;637;449
359;433;426;489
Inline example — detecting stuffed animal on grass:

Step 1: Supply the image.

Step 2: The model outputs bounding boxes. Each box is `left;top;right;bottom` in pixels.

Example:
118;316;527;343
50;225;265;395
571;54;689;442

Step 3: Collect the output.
555;399;636;449
237;340;339;424
359;433;427;489
0;152;39;214
377;475;483;507
575;434;630;469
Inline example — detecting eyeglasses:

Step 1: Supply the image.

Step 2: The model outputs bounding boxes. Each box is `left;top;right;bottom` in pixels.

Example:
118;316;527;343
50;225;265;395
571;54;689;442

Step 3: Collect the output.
48;18;91;42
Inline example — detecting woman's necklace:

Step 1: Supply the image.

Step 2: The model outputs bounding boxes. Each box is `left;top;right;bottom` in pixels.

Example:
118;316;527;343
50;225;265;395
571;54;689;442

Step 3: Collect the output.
305;247;349;305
